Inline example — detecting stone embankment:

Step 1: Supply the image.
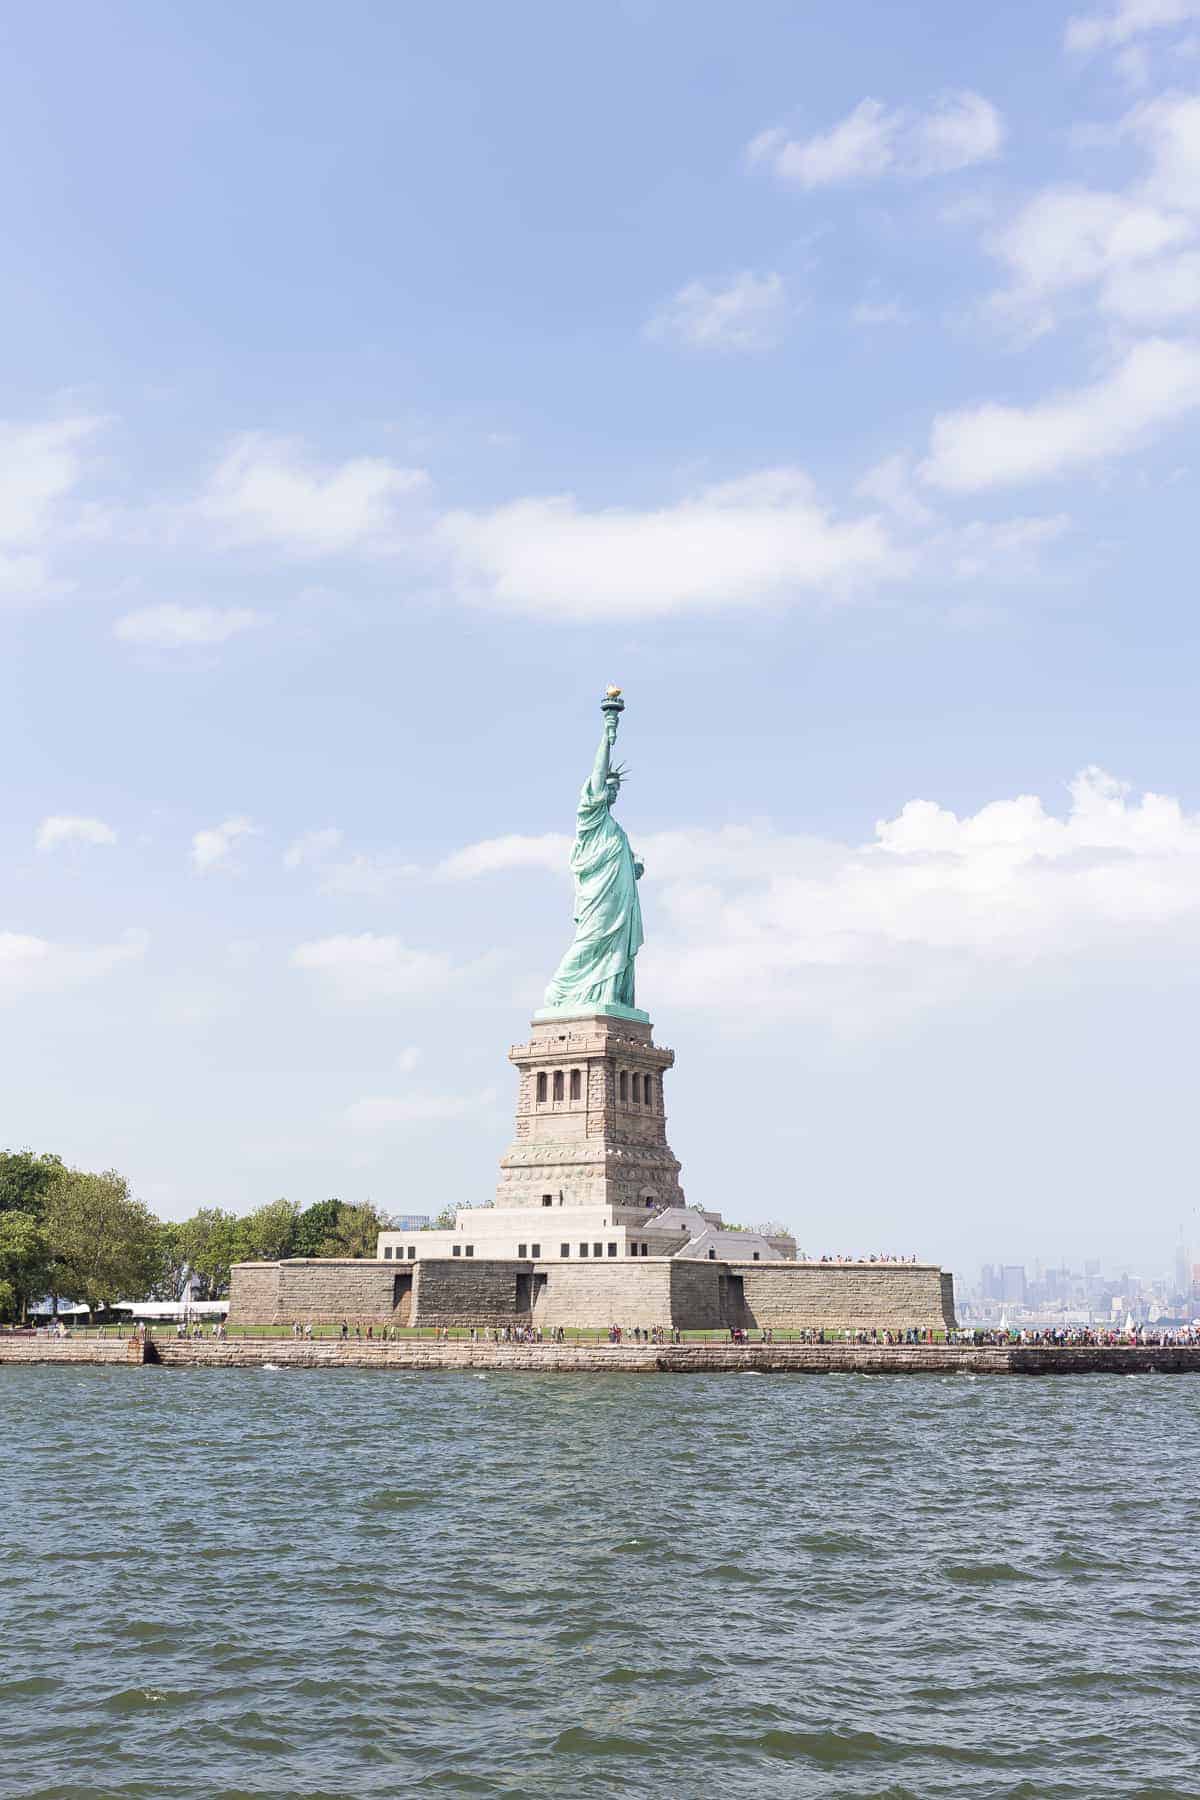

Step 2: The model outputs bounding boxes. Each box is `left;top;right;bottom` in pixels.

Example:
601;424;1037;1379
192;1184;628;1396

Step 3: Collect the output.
4;1337;1200;1374
0;1336;147;1365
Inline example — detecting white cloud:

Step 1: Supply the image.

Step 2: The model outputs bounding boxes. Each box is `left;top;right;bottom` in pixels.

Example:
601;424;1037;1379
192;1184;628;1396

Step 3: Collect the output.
198;433;428;553
921;337;1200;491
345;1087;497;1129
113;604;265;648
289;933;465;1002
633;769;1200;1023
749;91;1002;188
1130;90;1200;210
1101;246;1200;319
990;185;1191;306
437;833;570;880
35;815;118;852
191;816;259;872
283;827;343;870
0;415;101;598
988;95;1200;331
852;297;912;326
1065;1;1200;54
644;271;789;352
316;853;421;897
0;928;146;1001
856;454;937;528
440;468;906;620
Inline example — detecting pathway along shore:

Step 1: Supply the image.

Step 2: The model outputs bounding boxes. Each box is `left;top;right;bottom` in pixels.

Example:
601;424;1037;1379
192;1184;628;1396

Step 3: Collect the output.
4;1337;1200;1374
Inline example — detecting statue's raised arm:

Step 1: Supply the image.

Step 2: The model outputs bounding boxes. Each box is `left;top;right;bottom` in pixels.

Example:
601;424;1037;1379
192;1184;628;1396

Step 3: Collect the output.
538;688;647;1022
585;713;616;801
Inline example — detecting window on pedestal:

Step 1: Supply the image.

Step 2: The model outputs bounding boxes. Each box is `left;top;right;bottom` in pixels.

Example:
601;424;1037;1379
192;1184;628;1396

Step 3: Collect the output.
542;1194;553;1206
452;1245;461;1257
560;1243;570;1257
627;1242;636;1255
569;1069;581;1101
531;1243;541;1257
752;1252;760;1261
579;1243;589;1257
640;1244;649;1257
384;1246;393;1259
593;1242;602;1257
553;1070;564;1101
536;1072;547;1103
407;1247;416;1259
631;1073;641;1104
465;1245;474;1257
607;1242;616;1256
618;1070;628;1103
708;1248;716;1259
518;1243;527;1258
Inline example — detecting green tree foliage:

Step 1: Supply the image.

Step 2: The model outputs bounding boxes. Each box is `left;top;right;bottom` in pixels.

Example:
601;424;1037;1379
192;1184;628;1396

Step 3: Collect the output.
0;1211;54;1321
149;1220;189;1301
0;1150;66;1219
0;1279;17;1325
176;1208;241;1299
313;1200;387;1258
293;1198;344;1258
43;1170;160;1311
234;1196;298;1263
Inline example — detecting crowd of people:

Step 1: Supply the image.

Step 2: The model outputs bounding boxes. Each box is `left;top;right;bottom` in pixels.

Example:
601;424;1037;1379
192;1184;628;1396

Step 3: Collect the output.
810;1253;921;1264
951;1325;1200;1347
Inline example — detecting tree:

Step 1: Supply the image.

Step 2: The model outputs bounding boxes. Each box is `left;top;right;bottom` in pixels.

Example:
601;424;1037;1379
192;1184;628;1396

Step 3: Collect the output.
0;1211;53;1321
43;1169;160;1311
294;1198;344;1258
176;1208;241;1299
149;1220;189;1301
317;1201;387;1259
0;1150;66;1219
235;1197;299;1263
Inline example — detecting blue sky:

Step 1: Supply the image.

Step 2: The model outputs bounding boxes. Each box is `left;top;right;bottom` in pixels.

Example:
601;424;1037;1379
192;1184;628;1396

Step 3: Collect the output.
4;0;1200;1274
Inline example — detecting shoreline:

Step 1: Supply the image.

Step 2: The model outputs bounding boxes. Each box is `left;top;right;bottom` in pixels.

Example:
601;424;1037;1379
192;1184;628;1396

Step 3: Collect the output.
3;1337;1200;1374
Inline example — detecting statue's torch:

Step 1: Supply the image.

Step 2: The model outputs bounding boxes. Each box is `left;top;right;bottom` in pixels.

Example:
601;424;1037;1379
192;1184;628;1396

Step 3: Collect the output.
601;685;624;740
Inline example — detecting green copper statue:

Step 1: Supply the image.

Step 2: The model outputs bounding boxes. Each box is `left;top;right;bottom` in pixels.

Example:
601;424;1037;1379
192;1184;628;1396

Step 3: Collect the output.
540;688;648;1021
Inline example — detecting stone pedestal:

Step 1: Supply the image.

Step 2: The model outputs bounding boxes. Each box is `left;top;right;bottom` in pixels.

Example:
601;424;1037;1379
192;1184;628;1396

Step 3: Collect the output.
495;1012;685;1218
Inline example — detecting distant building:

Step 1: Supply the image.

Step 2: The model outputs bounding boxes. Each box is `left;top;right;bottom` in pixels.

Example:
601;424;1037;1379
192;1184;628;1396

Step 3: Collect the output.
1001;1265;1027;1305
1174;1243;1191;1298
390;1213;432;1232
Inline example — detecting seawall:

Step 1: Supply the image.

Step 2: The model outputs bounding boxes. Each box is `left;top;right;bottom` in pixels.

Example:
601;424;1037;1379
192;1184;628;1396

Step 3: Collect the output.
4;1338;1200;1374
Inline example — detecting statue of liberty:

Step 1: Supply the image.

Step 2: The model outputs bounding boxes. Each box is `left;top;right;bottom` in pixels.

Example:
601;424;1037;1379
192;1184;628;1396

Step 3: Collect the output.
540;689;647;1020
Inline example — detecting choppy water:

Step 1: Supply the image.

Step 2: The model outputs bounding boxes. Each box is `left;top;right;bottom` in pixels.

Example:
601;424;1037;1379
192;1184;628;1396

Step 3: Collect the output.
2;1369;1198;1798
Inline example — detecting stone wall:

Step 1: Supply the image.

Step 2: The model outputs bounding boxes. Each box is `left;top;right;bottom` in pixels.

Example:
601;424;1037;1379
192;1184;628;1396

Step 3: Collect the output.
0;1336;139;1364
228;1254;955;1330
533;1259;674;1329
734;1262;955;1331
6;1336;1200;1375
135;1340;1200;1375
229;1258;407;1326
414;1260;528;1327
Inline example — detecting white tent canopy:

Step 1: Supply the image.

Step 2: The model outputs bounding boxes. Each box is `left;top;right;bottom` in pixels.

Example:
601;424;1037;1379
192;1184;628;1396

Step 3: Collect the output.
113;1299;229;1320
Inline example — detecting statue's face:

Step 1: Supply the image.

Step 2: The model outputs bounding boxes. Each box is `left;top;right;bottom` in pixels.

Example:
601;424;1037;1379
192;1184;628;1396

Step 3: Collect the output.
606;780;620;808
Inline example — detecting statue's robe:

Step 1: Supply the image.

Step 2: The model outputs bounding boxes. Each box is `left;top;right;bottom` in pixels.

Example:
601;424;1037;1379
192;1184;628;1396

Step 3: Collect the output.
543;779;642;1010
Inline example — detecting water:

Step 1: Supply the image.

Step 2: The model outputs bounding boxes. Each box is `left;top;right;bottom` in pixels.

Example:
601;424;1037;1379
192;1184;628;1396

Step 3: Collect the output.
2;1368;1198;1798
